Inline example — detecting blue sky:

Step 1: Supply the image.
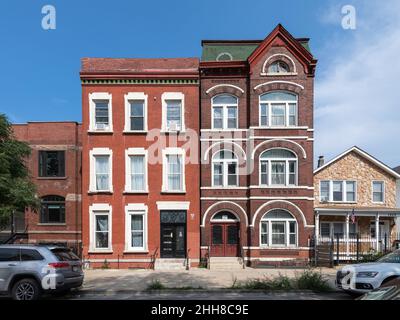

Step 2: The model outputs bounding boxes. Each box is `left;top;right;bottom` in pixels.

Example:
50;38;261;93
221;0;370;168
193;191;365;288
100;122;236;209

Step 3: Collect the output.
1;0;399;167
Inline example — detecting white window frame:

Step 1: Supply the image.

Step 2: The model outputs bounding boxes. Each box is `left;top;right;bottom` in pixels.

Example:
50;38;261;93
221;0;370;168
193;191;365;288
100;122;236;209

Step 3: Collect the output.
258;149;298;186
124;203;148;252
161;92;185;133
89;92;113;132
89;148;113;193
211;94;238;130
319;180;357;203
259;211;298;248
319;221;358;240
124;148;148;193
162;148;186;193
258;92;298;127
124;92;148;132
89;203;112;252
211;150;239;187
372;181;385;204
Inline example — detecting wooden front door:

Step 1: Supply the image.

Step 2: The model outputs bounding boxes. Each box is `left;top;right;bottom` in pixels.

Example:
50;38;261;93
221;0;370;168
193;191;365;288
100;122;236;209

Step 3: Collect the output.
210;223;239;257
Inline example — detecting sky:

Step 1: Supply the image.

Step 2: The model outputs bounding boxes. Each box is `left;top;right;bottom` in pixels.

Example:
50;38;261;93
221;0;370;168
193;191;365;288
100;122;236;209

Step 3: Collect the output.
0;0;399;167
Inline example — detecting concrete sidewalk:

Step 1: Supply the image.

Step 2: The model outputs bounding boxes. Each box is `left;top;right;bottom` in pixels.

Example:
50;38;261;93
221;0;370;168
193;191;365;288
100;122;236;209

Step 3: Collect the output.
81;267;339;292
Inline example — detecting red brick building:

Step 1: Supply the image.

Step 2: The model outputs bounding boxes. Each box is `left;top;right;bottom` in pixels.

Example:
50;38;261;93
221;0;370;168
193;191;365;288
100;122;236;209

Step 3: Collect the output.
199;24;317;266
80;58;200;268
11;122;82;252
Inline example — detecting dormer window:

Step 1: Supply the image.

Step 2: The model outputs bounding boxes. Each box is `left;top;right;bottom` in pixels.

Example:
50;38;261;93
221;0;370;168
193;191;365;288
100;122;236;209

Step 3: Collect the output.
268;61;290;74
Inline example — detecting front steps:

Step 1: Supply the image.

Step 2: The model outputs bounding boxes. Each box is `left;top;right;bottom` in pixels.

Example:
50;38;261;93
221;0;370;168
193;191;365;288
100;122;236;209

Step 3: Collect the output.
154;258;188;270
209;257;244;270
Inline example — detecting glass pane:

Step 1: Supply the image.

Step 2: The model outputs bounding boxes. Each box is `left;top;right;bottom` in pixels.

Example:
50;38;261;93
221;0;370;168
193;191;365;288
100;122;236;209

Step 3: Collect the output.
213;212;237;220
96;215;108;231
132;232;143;247
261;149;296;159
320;181;330;201
271;161;285;185
333;181;343;201
130;101;144;117
373;182;383;193
213;119;223;129
271;104;285;126
214;150;236;160
263;209;293;219
213;95;237;105
320;223;330;237
95;101;109;124
95;156;109;173
213;163;223;186
227;107;237;129
260;104;268;126
213;107;223;129
212;225;223;244
166;100;181;129
131;117;144;131
373;192;383;202
227;226;238;244
260;92;297;102
333;223;344;236
289;234;296;245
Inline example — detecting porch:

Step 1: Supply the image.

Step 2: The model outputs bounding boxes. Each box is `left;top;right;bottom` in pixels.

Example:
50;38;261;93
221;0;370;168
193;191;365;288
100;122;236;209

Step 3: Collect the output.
314;207;400;262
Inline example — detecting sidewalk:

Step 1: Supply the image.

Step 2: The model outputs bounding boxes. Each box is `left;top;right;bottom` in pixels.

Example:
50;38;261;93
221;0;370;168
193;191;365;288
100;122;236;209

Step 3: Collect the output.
81;267;339;292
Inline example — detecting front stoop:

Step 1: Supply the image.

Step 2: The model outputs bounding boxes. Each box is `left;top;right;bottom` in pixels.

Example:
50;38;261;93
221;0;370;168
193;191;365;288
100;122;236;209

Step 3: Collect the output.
154;258;187;270
209;257;244;270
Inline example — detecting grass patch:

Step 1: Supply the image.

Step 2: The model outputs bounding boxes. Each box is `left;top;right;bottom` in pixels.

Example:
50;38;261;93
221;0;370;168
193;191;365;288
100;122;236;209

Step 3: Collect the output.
231;270;332;292
147;279;165;290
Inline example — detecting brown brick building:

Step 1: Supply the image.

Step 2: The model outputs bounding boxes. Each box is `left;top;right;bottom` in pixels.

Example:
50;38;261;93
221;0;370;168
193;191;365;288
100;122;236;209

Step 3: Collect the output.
11;122;82;252
199;24;317;267
80;58;200;269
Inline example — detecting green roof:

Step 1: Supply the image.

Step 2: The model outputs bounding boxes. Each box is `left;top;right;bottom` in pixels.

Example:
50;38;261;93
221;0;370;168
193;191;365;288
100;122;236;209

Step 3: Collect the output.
201;40;311;62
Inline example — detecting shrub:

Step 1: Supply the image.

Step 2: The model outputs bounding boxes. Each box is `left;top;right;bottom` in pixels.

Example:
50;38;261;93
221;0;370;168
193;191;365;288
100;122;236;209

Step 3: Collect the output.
295;270;332;292
101;259;109;269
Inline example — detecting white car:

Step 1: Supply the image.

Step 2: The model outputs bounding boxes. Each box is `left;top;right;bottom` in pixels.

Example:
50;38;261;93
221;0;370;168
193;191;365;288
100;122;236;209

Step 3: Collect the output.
336;249;400;293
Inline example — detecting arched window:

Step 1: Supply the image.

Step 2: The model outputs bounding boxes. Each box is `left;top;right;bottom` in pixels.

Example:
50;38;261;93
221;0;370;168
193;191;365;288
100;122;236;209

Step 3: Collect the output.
260;149;297;186
260;209;297;247
212;94;238;130
268;60;290;74
259;91;297;127
40;195;65;224
212;150;238;187
211;211;238;222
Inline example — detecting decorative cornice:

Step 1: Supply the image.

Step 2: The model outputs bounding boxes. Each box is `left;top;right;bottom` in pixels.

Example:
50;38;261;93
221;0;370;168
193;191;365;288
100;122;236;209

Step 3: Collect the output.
81;79;199;85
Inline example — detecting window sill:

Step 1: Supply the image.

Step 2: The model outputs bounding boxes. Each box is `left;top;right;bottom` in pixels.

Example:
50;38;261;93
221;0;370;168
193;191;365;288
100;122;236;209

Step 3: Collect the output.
37;176;68;180
87;130;113;134
260;72;298;76
123;250;149;254
123;191;149;195
323;201;357;204
161;190;186;194
37;223;66;226
123;130;148;134
88;190;113;195
259;246;298;250
160;130;187;134
88;249;113;254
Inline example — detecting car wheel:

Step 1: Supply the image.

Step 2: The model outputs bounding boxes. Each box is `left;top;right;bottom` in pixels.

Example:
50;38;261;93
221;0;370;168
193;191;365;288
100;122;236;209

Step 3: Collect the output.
11;278;41;301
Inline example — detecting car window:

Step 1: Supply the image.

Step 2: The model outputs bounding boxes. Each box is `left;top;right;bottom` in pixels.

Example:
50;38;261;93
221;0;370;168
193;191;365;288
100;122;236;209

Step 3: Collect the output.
378;251;400;263
0;248;20;262
20;249;44;261
51;248;80;261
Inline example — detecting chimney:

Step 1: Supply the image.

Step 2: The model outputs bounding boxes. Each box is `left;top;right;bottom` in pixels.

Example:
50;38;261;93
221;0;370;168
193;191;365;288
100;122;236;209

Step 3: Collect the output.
318;156;325;168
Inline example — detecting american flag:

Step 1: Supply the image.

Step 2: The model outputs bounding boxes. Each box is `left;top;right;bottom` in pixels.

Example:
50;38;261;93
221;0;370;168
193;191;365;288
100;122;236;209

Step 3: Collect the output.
350;208;356;224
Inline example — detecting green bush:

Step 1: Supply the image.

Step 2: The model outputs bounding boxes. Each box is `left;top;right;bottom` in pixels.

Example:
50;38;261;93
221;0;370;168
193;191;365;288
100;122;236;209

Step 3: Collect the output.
359;251;386;263
295;270;332;292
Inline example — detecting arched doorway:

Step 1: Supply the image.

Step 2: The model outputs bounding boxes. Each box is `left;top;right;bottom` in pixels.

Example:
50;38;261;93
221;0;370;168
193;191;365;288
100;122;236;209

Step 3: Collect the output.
210;211;240;257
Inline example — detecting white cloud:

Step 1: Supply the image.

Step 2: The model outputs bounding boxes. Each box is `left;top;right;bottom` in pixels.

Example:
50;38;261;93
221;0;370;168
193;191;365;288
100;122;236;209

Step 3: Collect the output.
315;0;400;168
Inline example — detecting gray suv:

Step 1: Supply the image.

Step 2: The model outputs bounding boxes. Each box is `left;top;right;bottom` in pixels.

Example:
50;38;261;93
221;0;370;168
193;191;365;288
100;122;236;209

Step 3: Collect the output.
0;245;84;300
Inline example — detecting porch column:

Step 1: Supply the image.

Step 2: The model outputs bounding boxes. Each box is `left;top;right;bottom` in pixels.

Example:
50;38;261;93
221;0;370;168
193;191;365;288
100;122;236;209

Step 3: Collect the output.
345;214;350;258
375;214;380;252
315;213;320;245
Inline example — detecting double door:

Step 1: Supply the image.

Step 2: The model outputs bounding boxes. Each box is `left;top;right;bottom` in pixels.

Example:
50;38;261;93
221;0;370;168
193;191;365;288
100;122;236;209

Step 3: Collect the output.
210;223;239;257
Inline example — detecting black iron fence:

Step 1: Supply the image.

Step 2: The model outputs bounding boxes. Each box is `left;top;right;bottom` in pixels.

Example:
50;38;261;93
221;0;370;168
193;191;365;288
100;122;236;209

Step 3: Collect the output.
313;232;400;266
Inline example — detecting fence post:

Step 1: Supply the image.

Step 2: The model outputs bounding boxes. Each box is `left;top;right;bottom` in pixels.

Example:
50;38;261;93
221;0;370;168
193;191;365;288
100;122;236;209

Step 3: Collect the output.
384;233;387;253
336;233;340;265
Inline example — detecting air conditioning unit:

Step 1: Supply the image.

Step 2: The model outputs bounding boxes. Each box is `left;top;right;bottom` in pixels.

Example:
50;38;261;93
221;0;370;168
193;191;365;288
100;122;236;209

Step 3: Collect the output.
96;123;109;130
169;123;180;132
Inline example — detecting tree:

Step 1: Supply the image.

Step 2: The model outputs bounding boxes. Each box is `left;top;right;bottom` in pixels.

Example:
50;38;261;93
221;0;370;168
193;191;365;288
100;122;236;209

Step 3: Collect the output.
0;113;39;230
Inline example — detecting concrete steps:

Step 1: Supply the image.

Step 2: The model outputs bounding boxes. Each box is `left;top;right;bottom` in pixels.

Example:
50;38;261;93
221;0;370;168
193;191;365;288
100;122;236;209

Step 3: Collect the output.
154;258;187;270
209;257;244;270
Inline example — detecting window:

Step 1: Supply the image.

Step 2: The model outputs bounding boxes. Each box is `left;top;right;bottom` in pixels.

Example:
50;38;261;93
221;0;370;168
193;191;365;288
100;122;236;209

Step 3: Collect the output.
259;149;297;186
38;151;65;177
124;93;148;132
212;150;238;187
211;212;238;221
90;204;112;251
0;248;20;262
125;148;148;193
20;249;44;261
162;93;185;132
259;92;297;127
319;180;357;202
125;204;147;252
40;195;65;224
90;148;113;192
89;93;112;132
260;209;297;247
268;61;290;74
319;222;357;239
130;100;145;130
372;181;384;203
212;95;238;129
162;148;185;192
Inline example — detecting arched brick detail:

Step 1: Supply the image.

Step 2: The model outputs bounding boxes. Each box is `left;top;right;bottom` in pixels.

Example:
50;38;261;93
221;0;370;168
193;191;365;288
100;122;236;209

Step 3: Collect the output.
206;85;244;97
263;55;295;73
254;82;302;95
252;201;306;228
252;139;307;160
202;201;248;227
